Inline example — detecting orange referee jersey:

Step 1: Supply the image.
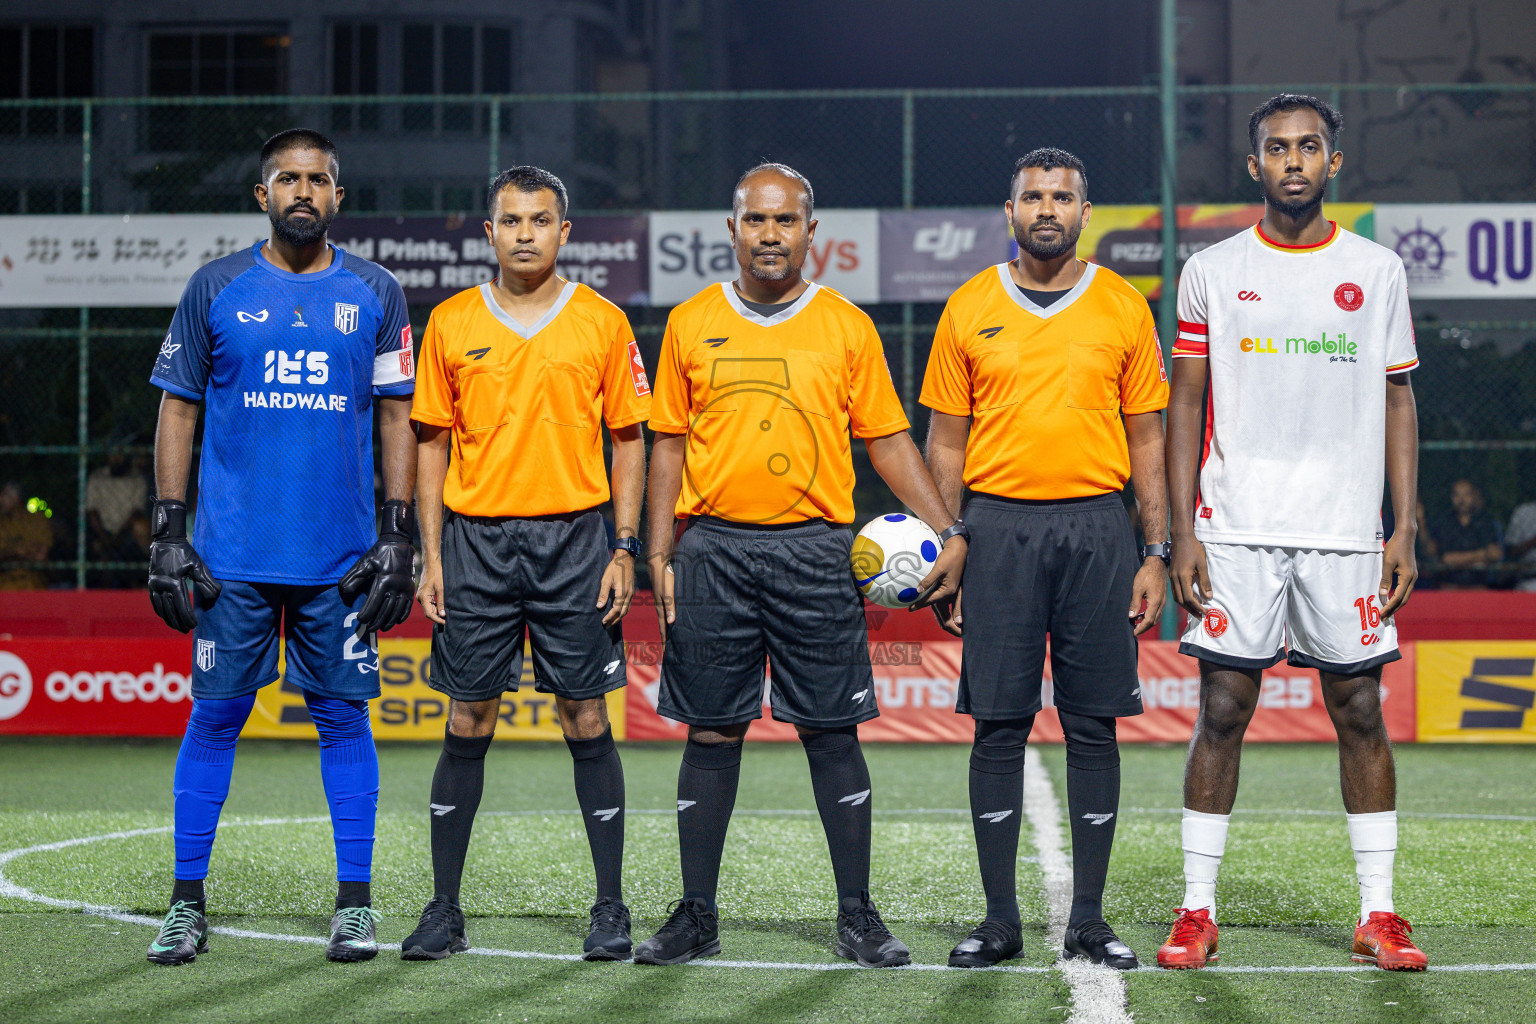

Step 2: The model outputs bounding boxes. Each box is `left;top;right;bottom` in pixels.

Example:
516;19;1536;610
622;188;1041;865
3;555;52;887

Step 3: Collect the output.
920;262;1168;500
411;279;651;517
650;282;909;524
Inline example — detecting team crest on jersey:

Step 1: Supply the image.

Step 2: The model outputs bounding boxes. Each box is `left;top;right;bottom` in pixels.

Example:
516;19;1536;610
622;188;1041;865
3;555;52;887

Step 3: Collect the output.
196;639;216;672
334;303;360;335
1202;607;1229;639
1334;283;1364;312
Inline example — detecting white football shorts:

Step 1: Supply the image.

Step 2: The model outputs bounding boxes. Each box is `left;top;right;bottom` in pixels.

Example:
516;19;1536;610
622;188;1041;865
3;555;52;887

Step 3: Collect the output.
1178;542;1400;674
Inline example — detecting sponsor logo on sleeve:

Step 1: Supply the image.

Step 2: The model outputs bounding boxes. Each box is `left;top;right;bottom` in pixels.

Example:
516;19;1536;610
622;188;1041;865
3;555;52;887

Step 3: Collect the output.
628;339;651;396
399;324;414;378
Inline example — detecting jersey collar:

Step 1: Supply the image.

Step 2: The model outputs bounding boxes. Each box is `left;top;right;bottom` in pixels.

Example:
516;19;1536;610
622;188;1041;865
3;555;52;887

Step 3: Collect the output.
720;280;821;326
1253;220;1340;253
478;279;578;339
252;241;344;281
994;261;1097;319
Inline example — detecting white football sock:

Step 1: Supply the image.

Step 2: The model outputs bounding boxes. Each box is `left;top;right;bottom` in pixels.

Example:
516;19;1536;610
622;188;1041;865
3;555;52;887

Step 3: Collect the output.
1181;808;1230;920
1347;810;1397;919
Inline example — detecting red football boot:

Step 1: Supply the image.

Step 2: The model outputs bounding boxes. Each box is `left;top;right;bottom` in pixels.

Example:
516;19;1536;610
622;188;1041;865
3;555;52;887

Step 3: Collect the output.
1156;907;1218;969
1352;912;1428;971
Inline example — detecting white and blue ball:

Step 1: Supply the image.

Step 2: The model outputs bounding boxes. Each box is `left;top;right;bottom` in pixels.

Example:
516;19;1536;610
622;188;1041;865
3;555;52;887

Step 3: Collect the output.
850;513;941;609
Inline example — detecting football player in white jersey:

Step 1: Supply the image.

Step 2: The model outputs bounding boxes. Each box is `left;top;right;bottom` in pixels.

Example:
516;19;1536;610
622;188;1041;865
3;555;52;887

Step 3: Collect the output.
1157;94;1427;972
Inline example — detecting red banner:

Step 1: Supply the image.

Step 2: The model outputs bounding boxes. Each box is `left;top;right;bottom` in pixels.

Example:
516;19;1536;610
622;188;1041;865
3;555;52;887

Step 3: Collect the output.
624;639;1417;744
0;638;194;736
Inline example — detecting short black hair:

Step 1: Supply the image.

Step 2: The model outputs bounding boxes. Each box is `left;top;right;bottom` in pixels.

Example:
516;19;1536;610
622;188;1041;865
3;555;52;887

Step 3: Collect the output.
733;162;814;217
1010;148;1088;201
260;128;338;180
487;165;569;220
1248;93;1343;153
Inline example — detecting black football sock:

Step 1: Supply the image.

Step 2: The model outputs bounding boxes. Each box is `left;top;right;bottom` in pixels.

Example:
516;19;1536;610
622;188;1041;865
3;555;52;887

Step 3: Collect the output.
336;881;371;909
566;727;625;901
171;878;205;913
969;717;1033;927
799;727;873;902
1060;712;1121;928
677;738;743;907
429;728;493;905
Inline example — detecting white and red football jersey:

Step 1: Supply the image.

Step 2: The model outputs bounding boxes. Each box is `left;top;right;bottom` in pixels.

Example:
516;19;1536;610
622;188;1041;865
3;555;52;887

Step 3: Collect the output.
1172;222;1419;552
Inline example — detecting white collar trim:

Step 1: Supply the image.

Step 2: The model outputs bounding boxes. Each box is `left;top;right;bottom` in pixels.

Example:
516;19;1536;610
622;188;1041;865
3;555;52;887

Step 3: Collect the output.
994;261;1097;319
720;280;821;326
478;279;578;338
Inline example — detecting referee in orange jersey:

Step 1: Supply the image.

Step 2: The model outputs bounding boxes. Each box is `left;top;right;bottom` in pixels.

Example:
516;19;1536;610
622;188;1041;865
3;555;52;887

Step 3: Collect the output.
402;167;650;962
635;163;966;968
921;148;1170;970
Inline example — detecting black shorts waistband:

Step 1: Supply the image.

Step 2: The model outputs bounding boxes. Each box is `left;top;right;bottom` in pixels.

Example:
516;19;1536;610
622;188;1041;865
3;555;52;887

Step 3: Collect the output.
448;506;599;525
686;515;847;534
967;491;1124;513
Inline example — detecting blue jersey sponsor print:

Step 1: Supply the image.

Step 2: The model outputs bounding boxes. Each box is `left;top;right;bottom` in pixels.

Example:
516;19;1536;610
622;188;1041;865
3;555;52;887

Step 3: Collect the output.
151;243;415;584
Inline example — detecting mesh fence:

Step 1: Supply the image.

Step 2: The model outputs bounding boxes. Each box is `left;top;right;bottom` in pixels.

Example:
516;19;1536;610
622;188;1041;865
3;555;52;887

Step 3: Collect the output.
2;85;1535;586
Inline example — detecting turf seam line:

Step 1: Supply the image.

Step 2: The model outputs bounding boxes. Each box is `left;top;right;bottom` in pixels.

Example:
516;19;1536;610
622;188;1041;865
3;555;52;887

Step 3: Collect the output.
1023;746;1134;1024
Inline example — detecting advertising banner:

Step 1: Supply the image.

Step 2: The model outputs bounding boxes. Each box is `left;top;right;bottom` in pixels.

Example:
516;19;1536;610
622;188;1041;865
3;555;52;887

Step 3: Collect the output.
240;638;627;742
0;214;648;309
1416;642;1536;743
1375;204;1536;299
878;209;1012;302
334;214;648;307
1076;204;1376;298
624;640;1417;744
0;215;268;307
0;639;194;735
648;209;880;306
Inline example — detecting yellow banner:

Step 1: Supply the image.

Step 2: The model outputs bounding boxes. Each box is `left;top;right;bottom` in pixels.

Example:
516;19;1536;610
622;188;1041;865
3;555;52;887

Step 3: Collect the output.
241;637;627;741
1416;642;1536;743
1079;203;1375;298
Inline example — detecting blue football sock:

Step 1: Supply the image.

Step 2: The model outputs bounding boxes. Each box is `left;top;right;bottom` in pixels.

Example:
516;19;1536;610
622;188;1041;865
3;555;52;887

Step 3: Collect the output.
172;693;257;884
307;695;378;884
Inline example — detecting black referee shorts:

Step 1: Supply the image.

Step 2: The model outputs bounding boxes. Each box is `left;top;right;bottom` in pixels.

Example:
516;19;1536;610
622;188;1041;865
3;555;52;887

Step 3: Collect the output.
957;492;1144;720
657;516;879;729
429;508;626;703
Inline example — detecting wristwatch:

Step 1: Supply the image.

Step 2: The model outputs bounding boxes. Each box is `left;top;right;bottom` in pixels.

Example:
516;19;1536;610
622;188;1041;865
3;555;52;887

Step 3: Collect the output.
1141;542;1171;565
611;536;642;559
938;520;970;546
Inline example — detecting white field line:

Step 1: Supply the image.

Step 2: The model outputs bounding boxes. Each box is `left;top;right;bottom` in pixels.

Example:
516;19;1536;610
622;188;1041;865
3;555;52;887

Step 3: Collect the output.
481;807;1536;823
2;817;1533;978
1023;746;1134;1023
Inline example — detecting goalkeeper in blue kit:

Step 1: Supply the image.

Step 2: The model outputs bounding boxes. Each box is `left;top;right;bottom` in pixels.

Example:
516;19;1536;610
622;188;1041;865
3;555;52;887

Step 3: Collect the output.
144;129;417;965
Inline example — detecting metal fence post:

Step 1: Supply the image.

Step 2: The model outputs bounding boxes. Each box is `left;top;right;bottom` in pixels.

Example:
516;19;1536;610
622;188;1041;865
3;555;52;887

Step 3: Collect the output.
488;95;501;178
901;91;916;418
1158;0;1179;639
77;99;92;588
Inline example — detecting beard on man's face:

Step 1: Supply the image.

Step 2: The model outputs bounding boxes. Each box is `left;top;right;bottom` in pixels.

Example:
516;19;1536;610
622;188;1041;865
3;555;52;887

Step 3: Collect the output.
270;200;335;248
745;245;797;282
1015;217;1082;261
1261;177;1324;220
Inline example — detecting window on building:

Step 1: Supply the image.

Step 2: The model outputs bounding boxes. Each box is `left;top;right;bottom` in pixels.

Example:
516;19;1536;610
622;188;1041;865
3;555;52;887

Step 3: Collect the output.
147;28;288;96
0;24;94;135
330;23;378;132
400;23;514;134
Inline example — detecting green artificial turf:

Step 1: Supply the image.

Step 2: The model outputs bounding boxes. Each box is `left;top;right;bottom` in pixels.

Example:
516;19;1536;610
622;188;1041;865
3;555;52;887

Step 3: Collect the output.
1;738;1534;1023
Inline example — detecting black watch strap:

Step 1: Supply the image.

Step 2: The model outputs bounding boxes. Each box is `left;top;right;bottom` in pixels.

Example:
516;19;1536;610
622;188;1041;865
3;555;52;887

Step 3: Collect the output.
611;536;642;558
1141;542;1171;565
938;520;970;545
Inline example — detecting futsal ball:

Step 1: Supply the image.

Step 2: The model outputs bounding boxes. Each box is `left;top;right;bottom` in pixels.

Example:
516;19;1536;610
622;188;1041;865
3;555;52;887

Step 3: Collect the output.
850;513;941;609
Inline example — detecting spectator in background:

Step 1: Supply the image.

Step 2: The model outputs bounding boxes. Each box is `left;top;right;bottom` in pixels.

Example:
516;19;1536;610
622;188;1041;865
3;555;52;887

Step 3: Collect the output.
86;452;150;559
1504;498;1536;592
0;481;52;590
1427;479;1503;589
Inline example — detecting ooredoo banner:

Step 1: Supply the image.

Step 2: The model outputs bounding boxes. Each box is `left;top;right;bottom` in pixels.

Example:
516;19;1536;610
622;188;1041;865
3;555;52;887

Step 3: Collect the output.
647;209;880;305
0;639;194;735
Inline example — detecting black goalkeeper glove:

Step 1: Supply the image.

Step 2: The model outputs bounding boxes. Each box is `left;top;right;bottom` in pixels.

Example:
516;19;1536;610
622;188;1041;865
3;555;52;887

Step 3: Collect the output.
147;499;222;633
338;499;416;640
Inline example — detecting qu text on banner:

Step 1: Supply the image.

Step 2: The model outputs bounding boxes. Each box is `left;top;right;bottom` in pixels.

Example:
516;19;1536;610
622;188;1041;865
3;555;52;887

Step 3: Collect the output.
1416;642;1536;743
